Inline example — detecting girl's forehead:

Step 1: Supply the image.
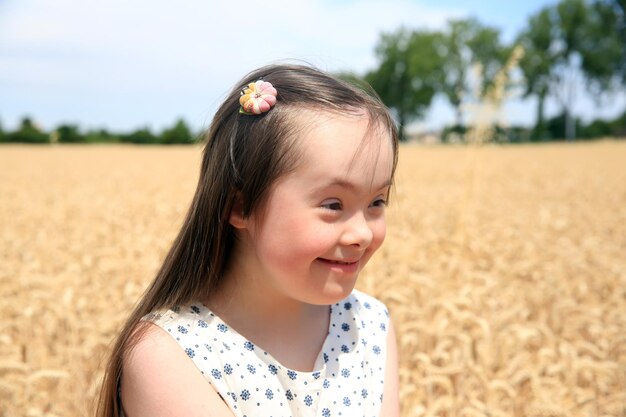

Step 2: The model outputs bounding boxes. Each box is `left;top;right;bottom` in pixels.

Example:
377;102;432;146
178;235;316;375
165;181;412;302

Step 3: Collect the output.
287;111;394;187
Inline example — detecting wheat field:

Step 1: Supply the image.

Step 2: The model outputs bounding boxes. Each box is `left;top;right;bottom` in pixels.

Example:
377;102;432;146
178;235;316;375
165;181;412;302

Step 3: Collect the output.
1;142;624;417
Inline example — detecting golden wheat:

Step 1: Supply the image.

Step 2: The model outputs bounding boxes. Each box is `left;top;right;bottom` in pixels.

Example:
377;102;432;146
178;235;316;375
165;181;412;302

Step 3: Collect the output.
1;142;625;417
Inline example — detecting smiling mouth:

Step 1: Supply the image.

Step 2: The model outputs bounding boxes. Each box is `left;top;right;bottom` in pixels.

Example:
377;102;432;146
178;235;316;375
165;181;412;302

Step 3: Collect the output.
318;258;358;265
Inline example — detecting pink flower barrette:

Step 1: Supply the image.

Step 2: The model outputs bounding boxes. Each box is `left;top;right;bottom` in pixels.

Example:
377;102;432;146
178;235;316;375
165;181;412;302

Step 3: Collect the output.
239;80;278;115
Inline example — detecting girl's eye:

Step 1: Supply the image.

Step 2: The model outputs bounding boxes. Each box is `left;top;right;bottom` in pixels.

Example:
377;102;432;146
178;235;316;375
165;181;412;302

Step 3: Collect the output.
321;199;342;211
370;198;387;208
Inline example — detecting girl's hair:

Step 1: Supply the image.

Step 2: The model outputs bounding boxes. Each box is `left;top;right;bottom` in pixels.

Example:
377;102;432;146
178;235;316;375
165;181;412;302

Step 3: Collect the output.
96;63;399;417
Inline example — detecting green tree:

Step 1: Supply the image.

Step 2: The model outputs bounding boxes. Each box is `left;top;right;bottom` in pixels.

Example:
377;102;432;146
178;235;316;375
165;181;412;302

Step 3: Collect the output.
84;128;118;143
7;117;48;143
366;29;445;141
612;0;626;84
582;0;626;91
121;127;157;144
160;118;194;144
440;18;509;127
518;0;624;140
517;8;558;140
56;124;83;143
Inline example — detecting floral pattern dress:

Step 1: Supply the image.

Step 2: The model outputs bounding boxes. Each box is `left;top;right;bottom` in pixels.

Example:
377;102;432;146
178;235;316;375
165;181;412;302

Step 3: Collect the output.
144;289;390;417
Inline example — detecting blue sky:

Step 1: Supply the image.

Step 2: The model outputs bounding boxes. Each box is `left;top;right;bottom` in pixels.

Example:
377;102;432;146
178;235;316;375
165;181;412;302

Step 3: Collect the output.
1;0;624;133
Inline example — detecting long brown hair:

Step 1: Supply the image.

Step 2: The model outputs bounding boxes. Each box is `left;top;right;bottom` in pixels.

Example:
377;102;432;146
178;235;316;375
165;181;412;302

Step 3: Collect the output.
96;63;399;417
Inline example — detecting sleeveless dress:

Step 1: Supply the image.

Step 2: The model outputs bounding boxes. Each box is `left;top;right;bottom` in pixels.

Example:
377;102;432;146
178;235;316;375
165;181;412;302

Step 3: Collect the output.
144;289;390;417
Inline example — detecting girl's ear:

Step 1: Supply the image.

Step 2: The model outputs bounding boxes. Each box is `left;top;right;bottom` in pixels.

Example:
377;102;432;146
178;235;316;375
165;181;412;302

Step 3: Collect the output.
229;193;247;229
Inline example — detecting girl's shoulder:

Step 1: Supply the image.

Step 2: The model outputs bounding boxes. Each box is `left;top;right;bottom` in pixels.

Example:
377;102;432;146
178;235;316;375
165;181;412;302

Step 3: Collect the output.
142;303;210;327
121;317;233;416
142;303;227;353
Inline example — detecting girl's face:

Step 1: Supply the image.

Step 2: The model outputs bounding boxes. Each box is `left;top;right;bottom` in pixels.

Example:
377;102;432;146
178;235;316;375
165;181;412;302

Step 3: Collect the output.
231;111;395;306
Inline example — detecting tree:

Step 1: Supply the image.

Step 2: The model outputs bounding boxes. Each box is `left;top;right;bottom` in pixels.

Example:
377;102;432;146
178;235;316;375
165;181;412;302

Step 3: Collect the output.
7;117;48;143
121;128;157;144
366;29;445;141
56;124;83;143
518;0;625;140
84;128;117;143
517;8;558;140
440;18;509;127
582;0;626;91
612;0;626;84
160;118;194;144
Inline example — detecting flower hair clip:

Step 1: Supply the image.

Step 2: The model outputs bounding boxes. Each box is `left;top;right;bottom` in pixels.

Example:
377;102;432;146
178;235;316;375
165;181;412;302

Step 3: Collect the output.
239;80;277;115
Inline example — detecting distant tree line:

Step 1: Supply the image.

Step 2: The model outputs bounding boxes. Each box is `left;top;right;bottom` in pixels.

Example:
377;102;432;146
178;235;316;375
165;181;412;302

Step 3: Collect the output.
0;117;198;144
438;110;626;143
345;0;626;142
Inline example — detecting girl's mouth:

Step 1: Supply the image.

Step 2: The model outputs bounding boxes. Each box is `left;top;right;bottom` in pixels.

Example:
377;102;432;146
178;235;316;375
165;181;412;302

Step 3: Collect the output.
318;258;358;265
316;258;360;273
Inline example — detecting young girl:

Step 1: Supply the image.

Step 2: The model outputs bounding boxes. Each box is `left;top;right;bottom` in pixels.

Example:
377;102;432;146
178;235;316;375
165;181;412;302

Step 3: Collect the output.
97;64;400;417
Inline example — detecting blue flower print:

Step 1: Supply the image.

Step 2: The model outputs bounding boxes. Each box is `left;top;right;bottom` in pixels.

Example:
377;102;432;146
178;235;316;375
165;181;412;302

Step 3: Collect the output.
244;341;254;351
217;323;228;333
341;323;350;331
361;388;368;398
198;320;208;328
323;353;329;363
343;302;352;310
304;395;313;406
341;345;349;353
364;302;371;309
373;345;381;355
380;322;386;331
268;364;278;375
287;370;297;380
241;389;250;400
191;305;200;314
224;364;233;375
204;343;212;352
229;392;237;402
343;397;351;406
177;325;188;334
185;348;194;358
285;389;294;401
322;408;331;417
211;369;222;379
323;379;330;389
341;368;350;377
247;364;256;374
312;371;321;379
265;389;274;400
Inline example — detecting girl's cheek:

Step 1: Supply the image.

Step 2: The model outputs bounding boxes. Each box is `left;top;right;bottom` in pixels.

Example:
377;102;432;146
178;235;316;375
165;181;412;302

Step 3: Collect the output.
372;221;387;250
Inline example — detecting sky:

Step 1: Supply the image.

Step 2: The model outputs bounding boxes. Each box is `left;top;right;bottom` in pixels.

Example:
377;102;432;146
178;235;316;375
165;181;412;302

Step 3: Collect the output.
1;0;624;134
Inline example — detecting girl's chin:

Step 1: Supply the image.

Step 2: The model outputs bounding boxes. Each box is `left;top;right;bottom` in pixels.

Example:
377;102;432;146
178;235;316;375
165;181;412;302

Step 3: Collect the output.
307;281;358;306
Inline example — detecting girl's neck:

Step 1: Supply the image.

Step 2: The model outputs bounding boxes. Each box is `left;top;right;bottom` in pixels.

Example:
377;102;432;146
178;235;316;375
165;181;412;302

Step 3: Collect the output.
205;266;330;372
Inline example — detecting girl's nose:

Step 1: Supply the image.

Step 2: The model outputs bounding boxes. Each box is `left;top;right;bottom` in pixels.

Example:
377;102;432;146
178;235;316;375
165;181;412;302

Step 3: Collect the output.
340;212;374;248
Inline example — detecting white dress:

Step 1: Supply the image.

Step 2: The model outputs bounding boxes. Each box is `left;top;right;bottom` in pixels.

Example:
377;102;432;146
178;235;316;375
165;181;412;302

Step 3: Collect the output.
145;289;389;417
